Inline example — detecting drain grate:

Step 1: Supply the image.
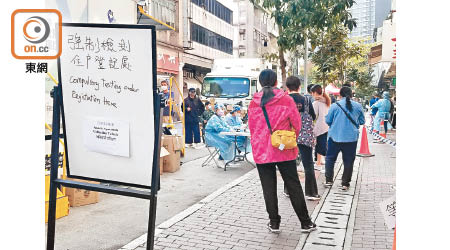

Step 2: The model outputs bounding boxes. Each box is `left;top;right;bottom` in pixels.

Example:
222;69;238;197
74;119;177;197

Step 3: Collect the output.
315;213;349;229
305;226;346;247
303;243;341;250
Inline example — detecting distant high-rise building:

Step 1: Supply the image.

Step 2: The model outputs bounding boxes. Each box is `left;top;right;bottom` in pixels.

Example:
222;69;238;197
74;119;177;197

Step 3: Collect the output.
349;0;376;41
375;0;392;28
349;0;392;42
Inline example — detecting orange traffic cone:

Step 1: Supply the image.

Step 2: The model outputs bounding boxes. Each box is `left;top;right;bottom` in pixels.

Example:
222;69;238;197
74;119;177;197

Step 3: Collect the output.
379;120;386;138
357;126;375;157
392;227;396;250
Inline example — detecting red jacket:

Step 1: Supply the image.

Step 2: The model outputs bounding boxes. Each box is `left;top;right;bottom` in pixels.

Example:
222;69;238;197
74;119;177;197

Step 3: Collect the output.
248;89;302;164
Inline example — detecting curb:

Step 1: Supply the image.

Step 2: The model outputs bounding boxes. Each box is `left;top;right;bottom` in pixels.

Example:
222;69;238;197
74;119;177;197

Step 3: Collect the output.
343;157;364;250
118;165;257;250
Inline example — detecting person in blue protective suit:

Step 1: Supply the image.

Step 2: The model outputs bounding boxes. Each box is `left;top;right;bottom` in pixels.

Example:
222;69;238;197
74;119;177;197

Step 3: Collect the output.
225;105;243;128
205;104;236;165
224;105;251;153
371;91;391;135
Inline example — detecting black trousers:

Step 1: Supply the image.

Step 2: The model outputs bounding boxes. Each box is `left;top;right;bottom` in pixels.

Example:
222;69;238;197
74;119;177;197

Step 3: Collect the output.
298;144;319;197
256;160;311;225
185;122;201;144
325;138;358;187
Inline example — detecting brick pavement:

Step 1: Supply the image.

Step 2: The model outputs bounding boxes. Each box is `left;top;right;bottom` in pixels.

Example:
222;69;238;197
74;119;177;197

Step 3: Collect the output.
123;130;396;250
128;166;326;250
349;133;396;250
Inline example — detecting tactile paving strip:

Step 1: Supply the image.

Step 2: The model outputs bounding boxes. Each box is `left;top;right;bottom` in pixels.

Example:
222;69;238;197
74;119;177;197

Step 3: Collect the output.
302;158;361;250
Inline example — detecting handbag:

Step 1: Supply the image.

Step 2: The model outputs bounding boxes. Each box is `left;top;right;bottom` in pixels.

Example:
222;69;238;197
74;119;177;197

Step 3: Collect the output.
297;98;315;148
262;105;297;150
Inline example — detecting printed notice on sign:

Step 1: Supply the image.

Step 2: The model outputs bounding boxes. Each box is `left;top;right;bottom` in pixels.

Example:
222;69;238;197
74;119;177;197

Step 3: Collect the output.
83;117;130;157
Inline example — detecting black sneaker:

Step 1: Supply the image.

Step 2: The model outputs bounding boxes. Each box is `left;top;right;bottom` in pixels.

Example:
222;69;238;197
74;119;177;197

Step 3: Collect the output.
267;221;281;234
301;222;317;233
324;181;333;187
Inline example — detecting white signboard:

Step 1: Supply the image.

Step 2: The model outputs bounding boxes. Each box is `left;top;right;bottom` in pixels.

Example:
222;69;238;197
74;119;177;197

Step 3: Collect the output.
379;195;396;229
59;24;156;187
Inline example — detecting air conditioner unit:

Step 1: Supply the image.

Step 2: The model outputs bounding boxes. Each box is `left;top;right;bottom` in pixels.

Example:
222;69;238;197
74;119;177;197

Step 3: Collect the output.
239;29;246;34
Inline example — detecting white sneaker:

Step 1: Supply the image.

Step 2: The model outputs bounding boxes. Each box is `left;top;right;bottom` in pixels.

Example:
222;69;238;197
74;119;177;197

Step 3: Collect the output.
193;143;205;149
227;161;240;167
185;143;193;148
306;195;321;201
217;160;225;168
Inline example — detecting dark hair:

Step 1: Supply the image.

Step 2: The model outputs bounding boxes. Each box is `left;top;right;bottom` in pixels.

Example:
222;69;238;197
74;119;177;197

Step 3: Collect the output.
286;76;301;91
307;84;315;93
342;83;351;88
205;101;210;106
259;69;277;107
311;84;331;107
340;86;353;111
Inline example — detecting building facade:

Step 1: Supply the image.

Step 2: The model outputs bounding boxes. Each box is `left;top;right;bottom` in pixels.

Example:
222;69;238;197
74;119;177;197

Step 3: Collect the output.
182;0;236;96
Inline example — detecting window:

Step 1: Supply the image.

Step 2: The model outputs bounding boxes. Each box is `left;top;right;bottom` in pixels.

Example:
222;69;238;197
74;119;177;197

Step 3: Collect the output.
192;0;233;24
191;23;233;54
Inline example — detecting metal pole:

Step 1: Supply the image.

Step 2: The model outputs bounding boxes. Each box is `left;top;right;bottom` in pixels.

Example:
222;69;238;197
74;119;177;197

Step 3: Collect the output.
46;85;61;250
304;36;308;94
147;93;163;250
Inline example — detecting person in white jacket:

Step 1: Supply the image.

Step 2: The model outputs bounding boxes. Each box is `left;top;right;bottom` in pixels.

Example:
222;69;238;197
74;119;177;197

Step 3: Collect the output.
311;85;331;171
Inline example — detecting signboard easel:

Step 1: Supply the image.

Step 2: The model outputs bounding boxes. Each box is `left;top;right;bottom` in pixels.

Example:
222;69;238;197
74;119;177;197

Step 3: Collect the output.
47;23;162;250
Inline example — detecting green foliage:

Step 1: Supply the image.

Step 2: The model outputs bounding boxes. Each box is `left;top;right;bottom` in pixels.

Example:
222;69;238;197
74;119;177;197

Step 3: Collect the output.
311;31;374;90
252;0;357;85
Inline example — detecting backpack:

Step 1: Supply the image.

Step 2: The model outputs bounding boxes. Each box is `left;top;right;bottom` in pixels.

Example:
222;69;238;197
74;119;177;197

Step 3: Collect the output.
297;98;315;148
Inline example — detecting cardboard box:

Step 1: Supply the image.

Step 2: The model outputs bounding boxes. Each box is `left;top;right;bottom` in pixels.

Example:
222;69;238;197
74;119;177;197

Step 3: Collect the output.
65;178;99;207
163;151;181;173
162;135;182;153
161;135;182;173
160;147;170;175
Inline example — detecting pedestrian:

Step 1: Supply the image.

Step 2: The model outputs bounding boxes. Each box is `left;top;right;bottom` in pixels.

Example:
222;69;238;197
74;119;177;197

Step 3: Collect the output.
183;88;205;148
330;94;337;104
304;83;315;104
390;96;396;129
248;69;317;234
370;91;391;138
160;80;173;124
200;101;215;142
311;84;331;172
284;76;320;201
369;94;380;125
201;101;215;125
324;86;365;190
204;103;236;167
369;94;379;107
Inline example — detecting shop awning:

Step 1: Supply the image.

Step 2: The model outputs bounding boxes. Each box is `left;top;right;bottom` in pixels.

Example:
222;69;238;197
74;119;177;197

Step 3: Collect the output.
325;84;340;95
385;62;396;78
137;6;175;31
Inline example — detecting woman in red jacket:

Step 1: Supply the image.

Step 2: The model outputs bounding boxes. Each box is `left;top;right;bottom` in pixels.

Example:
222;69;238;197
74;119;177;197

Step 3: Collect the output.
248;69;316;233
